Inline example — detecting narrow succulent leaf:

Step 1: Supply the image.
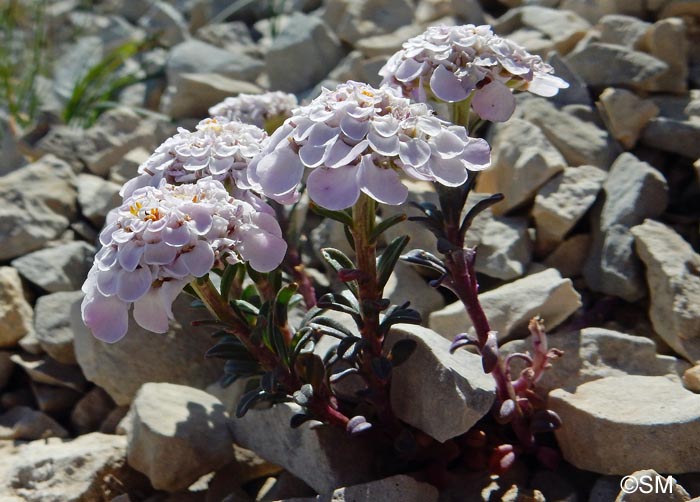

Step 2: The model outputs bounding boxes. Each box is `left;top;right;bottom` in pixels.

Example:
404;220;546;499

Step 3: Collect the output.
336;336;361;359
329;366;360;383
205;341;254;360
400;249;447;274
389;339;418;367
309;202;354;226
261;371;277;394
309;316;356;338
450;333;478;353
460;193;505;238
290;413;315;428
321;248;359;296
371;357;393;380
236;388;267;418
377;235;411;290
370;213;407;242
343;224;356;252
219;263;241;301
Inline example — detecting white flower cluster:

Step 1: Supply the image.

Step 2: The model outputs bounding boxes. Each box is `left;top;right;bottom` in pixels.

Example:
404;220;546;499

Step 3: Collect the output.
379;24;569;122
82;179;287;343
208;91;298;130
248;81;490;210
121;117;268;198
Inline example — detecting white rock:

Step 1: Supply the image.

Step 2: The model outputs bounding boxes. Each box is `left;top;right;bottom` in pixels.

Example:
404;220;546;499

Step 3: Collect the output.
615;469;691;501
493;6;591;54
0;155;77;260
470;216;532;280
109;146;150;186
598;14;650;48
0;406;69;440
533;165;607;252
388;325;496;442
632;219;700;362
502;327;688;395
597;87;660;149
565;43;669;91
327;0;415;44
542;234;592;278
11;241;95;293
34;290;83;364
385;262;445;319
640;117;700;159
167;39;264;86
71;293;225;406
355;24;423;58
77;107;159;177
476;118;566;215
683;365;700;393
10;353;87;392
266;13;345;93
229;402;376;494
584;153;668;301
0;432;127;502
138;0;189;47
324;474;438;502
0;267;34;348
77;174;121;227
550;375;700;474
125;382;234;492
161;73;261;119
520;97;620;169
429;268;581;341
642;17;688;94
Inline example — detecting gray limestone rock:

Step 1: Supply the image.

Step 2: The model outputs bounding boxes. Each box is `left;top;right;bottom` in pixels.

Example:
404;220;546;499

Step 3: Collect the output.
125;382;234;492
387;325;496;442
632;219;700;363
12;241;95;293
550;375;700;474
266;13;345;93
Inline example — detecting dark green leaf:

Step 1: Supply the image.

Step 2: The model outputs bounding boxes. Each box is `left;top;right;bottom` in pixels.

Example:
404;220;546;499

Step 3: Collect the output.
371;357;392;380
309;316;356;339
309;202;354;226
219;263;241;301
236;388;267;418
290;413;315;428
370;212;407;242
389;339;418;367
460;193;504;238
321;248;358;297
377;235;411;290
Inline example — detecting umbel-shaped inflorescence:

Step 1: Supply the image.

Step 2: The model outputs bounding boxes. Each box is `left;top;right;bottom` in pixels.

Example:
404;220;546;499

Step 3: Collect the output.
121;117;268;198
208;91;298;133
248;81;490;210
82;179;287;343
380;24;569;122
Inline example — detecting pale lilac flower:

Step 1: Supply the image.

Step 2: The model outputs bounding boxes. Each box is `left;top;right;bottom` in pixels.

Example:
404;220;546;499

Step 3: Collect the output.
247;81;490;210
208;91;298;132
379;25;569;122
82;179;287;343
121;117;268;198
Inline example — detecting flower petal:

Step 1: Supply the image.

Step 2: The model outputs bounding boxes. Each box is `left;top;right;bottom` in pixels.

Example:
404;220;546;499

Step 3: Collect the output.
237;227;288;273
306;166;361;210
118;240;144;272
181;241;215;277
133;288;170;334
461;137;491;171
399;138;431;167
395;58;426;82
430;129;466;159
472;81;516;122
254;145;304;198
116;267;152;302
82;293;129;343
144;241;179;265
430;64;470;102
162;224;191;246
429;156;469;187
358;156;408;206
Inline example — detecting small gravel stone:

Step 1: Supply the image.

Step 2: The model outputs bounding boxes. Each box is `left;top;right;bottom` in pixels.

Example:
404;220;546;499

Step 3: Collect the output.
11;241;95;293
0;267;34;348
0;406;69;440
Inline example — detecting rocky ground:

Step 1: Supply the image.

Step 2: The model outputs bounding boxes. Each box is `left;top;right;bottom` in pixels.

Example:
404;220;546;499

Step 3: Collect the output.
1;0;700;500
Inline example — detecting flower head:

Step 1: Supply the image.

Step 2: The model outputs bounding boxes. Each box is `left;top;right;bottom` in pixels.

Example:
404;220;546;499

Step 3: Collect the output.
82;179;287;343
248;81;490;210
209;91;298;133
121;117;268;198
379;24;569;122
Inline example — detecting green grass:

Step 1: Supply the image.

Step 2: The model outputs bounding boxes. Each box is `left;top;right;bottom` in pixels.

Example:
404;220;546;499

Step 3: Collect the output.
0;0;48;130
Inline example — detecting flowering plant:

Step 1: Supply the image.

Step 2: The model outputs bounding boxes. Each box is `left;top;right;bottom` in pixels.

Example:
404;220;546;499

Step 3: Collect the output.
82;24;568;479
